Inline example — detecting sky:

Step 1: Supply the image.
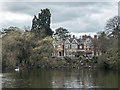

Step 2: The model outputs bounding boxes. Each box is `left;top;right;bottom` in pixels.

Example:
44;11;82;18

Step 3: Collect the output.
0;0;119;37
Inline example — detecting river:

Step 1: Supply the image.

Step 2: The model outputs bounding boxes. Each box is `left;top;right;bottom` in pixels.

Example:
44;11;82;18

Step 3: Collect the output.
1;69;118;88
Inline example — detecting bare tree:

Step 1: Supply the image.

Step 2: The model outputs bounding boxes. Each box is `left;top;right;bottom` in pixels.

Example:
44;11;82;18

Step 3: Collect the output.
106;16;120;38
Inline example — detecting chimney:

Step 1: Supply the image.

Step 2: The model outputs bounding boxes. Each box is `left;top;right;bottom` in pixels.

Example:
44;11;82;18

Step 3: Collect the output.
82;35;85;40
94;35;97;39
94;35;97;56
69;35;71;39
73;35;75;39
79;36;82;40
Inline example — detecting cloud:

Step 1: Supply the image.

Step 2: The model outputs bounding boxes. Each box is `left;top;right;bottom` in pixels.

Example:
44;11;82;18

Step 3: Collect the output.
0;11;32;29
51;2;117;33
0;2;118;35
1;0;120;2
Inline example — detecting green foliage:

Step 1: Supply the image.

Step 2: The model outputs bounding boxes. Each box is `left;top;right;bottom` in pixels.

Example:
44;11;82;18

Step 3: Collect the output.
98;47;118;69
2;27;53;69
90;16;119;69
64;56;72;64
79;56;82;60
75;55;80;57
92;56;98;63
31;8;53;38
54;27;69;40
96;31;109;54
2;13;119;70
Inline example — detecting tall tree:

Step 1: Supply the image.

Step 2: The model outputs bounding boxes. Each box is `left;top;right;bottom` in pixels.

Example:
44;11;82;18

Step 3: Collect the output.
54;27;69;40
31;8;53;38
106;16;120;38
97;31;109;54
96;16;119;69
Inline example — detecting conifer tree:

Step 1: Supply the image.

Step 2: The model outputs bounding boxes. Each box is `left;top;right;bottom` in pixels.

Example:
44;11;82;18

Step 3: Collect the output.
31;8;53;38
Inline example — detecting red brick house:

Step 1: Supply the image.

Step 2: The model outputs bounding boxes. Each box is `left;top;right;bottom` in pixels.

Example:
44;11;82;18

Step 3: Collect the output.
53;34;100;57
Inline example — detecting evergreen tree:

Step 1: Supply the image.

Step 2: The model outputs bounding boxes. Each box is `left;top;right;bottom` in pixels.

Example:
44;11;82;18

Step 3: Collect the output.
31;8;53;38
54;27;69;40
31;15;38;32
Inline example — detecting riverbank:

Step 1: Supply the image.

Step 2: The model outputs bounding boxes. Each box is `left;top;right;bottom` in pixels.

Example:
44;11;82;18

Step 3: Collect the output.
2;56;119;71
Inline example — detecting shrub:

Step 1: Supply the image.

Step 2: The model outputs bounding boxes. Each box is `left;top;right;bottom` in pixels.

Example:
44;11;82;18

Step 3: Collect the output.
64;56;71;63
75;55;80;57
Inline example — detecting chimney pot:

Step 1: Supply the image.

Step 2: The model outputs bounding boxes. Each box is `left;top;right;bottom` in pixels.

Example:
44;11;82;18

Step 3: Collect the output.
94;35;97;39
69;35;71;39
73;35;75;39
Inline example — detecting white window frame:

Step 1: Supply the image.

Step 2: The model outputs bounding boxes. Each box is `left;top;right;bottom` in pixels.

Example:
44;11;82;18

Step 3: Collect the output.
65;44;70;49
72;44;77;49
80;45;82;49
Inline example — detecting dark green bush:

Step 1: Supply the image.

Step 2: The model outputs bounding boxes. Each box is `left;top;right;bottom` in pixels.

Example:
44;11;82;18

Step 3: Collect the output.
75;55;80;57
64;56;71;63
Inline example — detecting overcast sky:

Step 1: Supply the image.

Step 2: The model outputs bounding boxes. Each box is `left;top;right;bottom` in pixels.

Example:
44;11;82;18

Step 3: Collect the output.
0;0;118;37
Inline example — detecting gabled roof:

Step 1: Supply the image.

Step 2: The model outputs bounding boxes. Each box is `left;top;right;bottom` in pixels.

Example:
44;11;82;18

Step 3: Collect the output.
69;38;73;43
72;39;78;44
64;38;71;44
64;38;85;44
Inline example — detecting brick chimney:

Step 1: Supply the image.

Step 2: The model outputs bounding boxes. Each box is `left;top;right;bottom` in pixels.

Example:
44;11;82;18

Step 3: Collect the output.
82;35;85;40
69;35;71;39
73;35;75;39
94;35;97;56
94;35;97;39
79;36;82;40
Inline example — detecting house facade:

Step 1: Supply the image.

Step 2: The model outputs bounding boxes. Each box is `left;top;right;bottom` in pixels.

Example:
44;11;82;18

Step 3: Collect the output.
53;34;100;57
52;35;64;57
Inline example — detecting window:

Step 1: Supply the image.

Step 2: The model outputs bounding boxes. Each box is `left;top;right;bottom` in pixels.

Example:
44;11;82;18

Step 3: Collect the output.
87;38;90;42
72;52;75;55
69;52;71;55
72;44;77;49
58;44;61;48
65;44;70;49
80;45;82;49
65;51;67;55
65;45;68;49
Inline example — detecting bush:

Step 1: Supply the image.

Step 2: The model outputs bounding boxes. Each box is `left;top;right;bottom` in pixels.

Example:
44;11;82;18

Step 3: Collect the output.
79;56;82;60
75;55;80;57
64;56;71;63
92;56;98;63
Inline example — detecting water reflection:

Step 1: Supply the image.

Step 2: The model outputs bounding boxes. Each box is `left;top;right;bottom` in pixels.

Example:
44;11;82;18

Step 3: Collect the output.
2;69;118;88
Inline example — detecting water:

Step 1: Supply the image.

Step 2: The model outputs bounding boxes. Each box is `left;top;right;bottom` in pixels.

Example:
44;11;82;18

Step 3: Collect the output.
1;69;118;88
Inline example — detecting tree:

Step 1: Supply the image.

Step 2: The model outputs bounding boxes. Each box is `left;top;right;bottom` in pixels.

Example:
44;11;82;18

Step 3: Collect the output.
105;16;119;51
106;16;120;38
2;26;54;69
96;16;119;69
2;29;23;68
54;27;69;40
31;8;53;38
97;31;109;54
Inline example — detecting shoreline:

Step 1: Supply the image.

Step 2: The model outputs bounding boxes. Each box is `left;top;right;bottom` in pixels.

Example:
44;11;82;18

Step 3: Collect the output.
2;65;118;72
2;56;119;71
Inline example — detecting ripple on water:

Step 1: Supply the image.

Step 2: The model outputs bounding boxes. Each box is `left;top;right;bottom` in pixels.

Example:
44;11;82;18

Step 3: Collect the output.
1;69;118;88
